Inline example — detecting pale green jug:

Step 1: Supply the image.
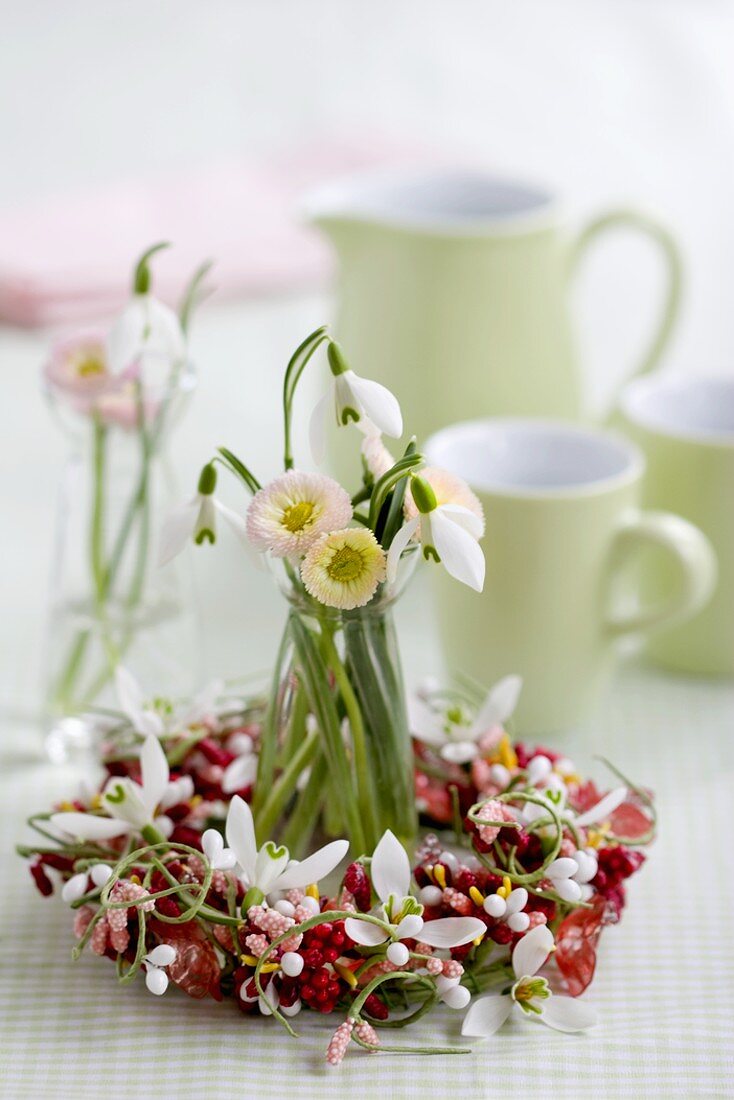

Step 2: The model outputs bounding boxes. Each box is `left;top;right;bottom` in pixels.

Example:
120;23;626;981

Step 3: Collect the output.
305;169;681;478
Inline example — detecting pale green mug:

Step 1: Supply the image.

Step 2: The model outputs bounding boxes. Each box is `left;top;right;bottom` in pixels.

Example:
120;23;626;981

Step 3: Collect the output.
306;168;682;481
425;419;717;733
619;374;734;676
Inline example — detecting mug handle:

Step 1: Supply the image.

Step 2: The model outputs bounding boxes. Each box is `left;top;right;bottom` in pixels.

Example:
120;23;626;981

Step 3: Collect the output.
569;209;683;403
605;510;717;639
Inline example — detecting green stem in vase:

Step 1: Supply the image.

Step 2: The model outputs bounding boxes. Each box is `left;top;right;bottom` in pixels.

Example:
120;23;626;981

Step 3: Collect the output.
280;750;328;856
254;721;319;839
319;622;379;852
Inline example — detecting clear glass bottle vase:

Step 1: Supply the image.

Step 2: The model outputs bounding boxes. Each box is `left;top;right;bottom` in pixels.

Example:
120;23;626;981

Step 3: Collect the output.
43;367;199;760
251;561;418;857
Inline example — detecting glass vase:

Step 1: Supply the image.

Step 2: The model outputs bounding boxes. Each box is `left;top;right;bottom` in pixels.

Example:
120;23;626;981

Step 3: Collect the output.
251;561;418;857
43;365;199;761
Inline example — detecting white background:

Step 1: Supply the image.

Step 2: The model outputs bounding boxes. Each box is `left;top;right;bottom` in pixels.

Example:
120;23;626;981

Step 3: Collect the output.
1;0;733;729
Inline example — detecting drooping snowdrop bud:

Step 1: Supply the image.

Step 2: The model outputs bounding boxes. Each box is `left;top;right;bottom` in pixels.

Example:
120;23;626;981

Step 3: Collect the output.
526;754;553;787
281;952;305;978
443;984;471;1010
484;893;507;919
387;941;410;967
62;873;89;904
90;864;113;887
419;884;443;907
490;763;512;788
281;999;302;1017
299;894;321;916
145;967;169;996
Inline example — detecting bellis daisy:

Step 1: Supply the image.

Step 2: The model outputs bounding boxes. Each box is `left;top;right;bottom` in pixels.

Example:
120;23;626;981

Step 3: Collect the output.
300;528;386;610
246;470;353;558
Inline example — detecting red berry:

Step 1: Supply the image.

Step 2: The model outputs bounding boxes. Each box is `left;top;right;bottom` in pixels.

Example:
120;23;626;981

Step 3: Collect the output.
323;947;339;963
490;923;513;945
304;948;323;968
363;993;389;1020
343;862;372;910
301;983;315;1000
330;929;345;949
454;869;478;894
314;922;333;940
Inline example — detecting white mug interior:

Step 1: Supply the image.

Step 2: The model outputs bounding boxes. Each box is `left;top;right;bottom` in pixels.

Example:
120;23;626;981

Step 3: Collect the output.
620;375;734;444
425;418;643;496
304;169;555;234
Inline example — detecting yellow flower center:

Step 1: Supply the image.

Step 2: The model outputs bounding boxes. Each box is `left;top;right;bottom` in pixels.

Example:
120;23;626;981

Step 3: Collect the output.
72;352;107;378
326;545;365;583
282;500;315;533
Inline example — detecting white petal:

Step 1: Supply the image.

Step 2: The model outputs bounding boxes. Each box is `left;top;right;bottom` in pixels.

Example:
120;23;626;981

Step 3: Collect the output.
222;754;258;794
202;828;223;860
461;994;513;1038
61;872;89;904
275;839;349;891
470;674;523;734
144;944;177;967
546;857;579;880
370;830;411;904
49;812;130;842
417;916;485;948
443;984;471;1010
344;917;389;947
437;503;484;540
511;923;554;980
225;796;258;882
158;499;199;566
115;666;161;736
556;878;582;903
541;995;598;1032
140;734;170;818
574;786;627;827
145;967;169;996
573;851;598;884
386;516;420;585
180;679;224;727
504;887;528;915
107;299;145;373
217;499;266;571
255;843;290;892
101;777;149;830
309;388;333;465
394;914;424;939
431;510;485;592
90;864;112;887
440;741;479;765
346;372;403;438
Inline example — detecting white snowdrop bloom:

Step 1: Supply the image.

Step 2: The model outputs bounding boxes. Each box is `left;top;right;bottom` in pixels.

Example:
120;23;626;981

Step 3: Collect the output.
142;944;177;996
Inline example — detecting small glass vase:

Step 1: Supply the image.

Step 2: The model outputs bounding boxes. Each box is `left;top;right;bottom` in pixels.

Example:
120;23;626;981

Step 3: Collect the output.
43;365;199;761
251;559;418;857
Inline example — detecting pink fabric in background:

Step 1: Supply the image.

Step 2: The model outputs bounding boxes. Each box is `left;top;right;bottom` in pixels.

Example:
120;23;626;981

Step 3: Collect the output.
0;139;429;328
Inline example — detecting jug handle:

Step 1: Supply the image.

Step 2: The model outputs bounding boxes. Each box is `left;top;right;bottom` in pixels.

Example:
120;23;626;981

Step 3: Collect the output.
568;208;683;410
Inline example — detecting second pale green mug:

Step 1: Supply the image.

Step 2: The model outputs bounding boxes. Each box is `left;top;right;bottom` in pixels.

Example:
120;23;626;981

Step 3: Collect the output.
619;374;734;675
425;419;717;733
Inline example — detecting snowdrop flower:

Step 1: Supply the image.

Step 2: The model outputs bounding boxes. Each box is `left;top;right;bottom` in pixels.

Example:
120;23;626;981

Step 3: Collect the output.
403;466;484;531
142;944;177;996
159;463;251;566
411;675;522;764
50;734;173;843
462;924;598;1037
545;850;599;903
310;341;403;464
201;828;237;871
225;796;348;906
246;469;352;559
435;973;472;1010
301;528;386;610
114;665;222;739
344;831;484;959
107;288;185;377
387;473;485;592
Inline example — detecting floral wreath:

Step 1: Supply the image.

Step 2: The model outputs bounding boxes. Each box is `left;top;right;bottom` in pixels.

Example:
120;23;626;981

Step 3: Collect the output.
20;671;654;1066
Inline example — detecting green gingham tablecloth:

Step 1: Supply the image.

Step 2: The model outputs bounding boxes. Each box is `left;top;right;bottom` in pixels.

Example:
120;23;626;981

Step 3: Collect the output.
1;663;733;1100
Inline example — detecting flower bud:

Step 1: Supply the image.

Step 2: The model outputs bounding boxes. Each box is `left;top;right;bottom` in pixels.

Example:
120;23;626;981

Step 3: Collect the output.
327;341;349;377
410;475;437;515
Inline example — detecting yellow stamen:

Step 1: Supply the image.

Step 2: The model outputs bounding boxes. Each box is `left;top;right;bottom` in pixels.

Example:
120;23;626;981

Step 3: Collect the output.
333;961;358;988
306;883;319;899
90;794;102;811
469;886;485;907
282;500;315;533
425;864;435;882
325;544;365;583
433;864;447;889
240;954;280;972
473;932;485;946
57;800;76;812
130;874;141;886
189;795;202;808
586;823;611;849
497;875;513;900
